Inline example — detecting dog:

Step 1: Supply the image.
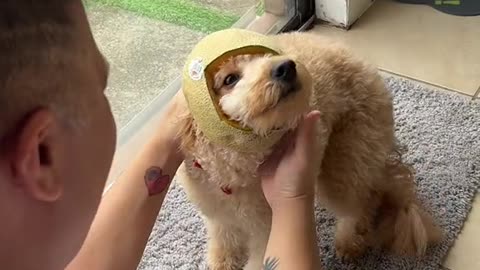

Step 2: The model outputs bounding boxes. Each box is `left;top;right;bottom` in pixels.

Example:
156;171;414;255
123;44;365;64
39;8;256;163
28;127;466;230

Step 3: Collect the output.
176;32;442;270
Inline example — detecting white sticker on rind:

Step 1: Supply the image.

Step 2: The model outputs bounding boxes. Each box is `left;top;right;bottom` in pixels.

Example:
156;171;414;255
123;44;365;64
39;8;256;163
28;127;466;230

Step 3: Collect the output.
189;58;204;81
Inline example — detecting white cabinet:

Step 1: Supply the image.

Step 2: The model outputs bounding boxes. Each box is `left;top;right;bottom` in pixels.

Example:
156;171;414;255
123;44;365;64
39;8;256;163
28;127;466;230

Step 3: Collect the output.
315;0;376;28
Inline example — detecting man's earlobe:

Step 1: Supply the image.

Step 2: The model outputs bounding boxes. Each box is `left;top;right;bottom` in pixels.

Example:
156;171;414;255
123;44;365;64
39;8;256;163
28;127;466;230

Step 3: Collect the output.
31;171;63;202
10;108;63;202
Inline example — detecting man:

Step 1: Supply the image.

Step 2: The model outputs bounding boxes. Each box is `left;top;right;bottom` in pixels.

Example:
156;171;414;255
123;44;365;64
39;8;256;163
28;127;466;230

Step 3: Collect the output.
0;1;117;269
0;1;321;270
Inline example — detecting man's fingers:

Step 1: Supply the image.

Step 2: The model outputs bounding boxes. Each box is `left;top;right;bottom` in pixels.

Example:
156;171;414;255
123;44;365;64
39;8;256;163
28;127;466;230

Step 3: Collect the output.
294;110;321;155
258;131;295;176
259;111;320;176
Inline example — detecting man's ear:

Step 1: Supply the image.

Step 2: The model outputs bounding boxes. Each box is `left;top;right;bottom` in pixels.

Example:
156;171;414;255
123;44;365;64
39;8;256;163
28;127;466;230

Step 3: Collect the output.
9;108;63;202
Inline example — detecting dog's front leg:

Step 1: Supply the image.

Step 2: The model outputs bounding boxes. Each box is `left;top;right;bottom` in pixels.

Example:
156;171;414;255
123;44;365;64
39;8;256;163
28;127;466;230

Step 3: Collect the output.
206;219;247;270
243;224;269;270
334;204;377;260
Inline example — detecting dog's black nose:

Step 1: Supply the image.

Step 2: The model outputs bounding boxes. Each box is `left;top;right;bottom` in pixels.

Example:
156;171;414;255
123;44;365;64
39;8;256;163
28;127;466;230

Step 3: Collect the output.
272;60;297;83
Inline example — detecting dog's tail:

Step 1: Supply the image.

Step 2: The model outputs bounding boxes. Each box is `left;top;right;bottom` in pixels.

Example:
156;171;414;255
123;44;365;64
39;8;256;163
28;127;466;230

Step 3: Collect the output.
376;155;442;256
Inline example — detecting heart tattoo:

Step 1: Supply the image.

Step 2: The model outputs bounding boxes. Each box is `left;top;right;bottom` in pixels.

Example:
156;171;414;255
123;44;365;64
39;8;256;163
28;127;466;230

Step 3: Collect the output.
144;166;171;196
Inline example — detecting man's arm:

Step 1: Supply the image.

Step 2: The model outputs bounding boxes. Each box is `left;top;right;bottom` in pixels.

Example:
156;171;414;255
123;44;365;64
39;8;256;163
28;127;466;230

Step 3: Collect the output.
263;197;319;270
66;93;185;270
259;111;323;270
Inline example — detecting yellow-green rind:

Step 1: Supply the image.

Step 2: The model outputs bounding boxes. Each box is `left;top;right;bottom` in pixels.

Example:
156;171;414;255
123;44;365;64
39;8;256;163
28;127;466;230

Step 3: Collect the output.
182;29;285;152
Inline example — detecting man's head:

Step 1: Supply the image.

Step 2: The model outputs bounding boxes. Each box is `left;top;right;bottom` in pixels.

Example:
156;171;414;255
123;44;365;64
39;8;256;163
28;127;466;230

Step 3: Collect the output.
0;1;116;269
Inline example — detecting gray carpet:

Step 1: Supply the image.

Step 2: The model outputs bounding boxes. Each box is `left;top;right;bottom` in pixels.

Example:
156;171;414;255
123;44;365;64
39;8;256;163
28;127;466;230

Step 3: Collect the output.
138;76;480;270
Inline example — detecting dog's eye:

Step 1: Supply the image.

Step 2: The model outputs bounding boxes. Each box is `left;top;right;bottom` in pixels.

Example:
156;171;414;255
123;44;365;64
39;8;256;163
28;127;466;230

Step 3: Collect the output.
224;74;240;86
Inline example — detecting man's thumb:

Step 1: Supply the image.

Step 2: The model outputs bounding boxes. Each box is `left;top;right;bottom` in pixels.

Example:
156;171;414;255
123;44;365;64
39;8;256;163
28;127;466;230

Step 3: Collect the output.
295;110;321;154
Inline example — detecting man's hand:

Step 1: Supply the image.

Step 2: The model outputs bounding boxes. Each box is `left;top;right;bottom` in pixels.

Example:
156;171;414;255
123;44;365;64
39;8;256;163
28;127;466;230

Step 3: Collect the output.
258;111;321;210
259;111;325;270
152;90;188;162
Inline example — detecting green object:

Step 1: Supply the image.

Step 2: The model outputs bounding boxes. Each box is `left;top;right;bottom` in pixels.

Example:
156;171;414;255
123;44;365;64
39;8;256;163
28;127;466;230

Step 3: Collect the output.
395;0;480;16
87;0;240;33
439;0;461;5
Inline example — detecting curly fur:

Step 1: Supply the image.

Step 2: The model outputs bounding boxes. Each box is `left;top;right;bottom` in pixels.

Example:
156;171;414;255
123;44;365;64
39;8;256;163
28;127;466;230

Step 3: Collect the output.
176;32;442;270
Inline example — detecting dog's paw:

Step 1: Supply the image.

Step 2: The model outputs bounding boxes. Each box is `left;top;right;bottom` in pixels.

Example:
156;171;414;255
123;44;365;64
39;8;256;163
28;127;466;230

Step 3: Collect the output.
335;232;368;260
335;216;371;260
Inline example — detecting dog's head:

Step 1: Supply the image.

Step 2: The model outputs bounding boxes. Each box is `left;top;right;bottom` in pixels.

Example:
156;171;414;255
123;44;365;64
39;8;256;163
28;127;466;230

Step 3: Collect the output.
178;53;313;153
213;54;313;135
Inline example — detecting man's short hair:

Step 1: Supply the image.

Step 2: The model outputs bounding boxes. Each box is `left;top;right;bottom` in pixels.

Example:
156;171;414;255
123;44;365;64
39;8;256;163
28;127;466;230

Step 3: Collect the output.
0;0;82;147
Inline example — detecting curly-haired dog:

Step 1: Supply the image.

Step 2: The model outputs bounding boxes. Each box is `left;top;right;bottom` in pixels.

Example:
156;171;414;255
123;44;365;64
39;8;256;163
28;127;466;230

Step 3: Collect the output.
177;32;441;270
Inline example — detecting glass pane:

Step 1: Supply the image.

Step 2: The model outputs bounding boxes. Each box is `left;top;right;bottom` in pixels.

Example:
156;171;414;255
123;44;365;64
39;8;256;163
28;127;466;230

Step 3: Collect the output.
85;0;257;131
83;0;302;183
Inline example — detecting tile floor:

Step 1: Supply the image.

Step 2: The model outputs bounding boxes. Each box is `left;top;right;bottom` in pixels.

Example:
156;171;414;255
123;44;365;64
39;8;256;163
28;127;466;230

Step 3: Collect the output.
313;0;480;98
313;1;480;269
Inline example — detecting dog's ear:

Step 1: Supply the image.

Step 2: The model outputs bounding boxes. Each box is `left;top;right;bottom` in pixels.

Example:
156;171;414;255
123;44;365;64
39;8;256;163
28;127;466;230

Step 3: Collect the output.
176;110;197;153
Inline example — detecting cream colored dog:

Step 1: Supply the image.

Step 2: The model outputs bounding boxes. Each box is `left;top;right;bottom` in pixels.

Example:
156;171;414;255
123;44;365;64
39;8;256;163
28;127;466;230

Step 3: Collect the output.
176;32;441;270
